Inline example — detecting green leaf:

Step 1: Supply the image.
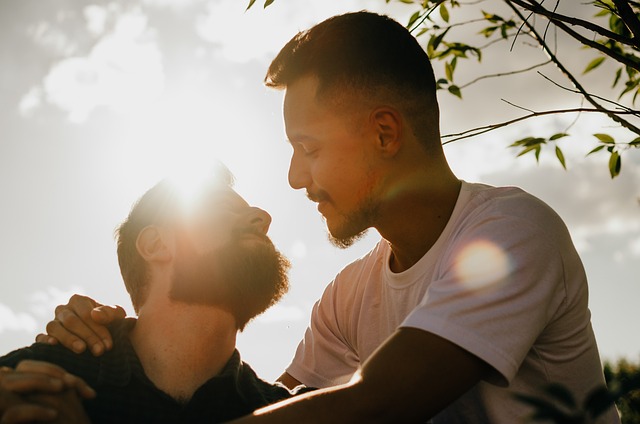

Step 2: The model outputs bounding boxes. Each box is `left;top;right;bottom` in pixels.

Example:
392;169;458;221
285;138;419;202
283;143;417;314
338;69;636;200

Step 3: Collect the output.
246;0;257;10
549;133;569;141
440;3;450;22
448;85;462;98
407;11;421;29
594;133;615;144
613;68;622;87
482;11;502;23
516;145;538;158
445;62;454;81
608;151;621;178
510;137;545;147
587;145;605;156
583;57;605;74
555;146;567;170
479;26;497;38
431;28;450;52
263;0;275;7
629;137;640;147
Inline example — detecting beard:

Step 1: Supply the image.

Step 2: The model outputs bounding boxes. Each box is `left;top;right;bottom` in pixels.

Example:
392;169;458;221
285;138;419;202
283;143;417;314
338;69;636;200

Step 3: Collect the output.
169;229;290;330
323;194;378;249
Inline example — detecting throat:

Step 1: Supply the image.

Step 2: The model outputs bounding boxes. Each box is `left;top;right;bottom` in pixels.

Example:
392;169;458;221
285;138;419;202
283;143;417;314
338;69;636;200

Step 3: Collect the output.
129;308;237;404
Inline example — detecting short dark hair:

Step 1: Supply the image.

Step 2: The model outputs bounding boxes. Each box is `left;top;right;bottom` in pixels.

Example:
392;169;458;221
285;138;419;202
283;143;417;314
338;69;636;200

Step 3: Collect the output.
115;165;234;313
266;11;441;146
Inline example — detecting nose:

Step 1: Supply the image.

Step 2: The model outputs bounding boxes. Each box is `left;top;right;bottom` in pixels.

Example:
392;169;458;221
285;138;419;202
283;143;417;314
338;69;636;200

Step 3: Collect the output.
288;152;311;190
239;207;272;234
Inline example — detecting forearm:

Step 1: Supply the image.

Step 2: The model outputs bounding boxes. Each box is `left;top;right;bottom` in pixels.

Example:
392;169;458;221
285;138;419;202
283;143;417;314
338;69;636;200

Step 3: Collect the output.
229;328;489;424
229;380;398;424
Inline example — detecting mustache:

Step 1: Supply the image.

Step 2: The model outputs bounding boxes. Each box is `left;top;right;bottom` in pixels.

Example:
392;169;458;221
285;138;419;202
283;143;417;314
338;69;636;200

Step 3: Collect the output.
306;190;330;203
231;227;272;244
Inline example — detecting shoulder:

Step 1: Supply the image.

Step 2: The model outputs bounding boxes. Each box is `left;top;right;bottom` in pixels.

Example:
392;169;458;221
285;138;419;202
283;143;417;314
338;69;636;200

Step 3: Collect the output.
462;182;563;225
453;182;571;247
0;342;99;377
236;358;300;406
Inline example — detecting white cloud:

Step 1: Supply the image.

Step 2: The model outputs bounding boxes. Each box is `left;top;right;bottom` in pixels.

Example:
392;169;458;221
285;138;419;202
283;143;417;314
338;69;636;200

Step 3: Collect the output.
36;7;165;122
27;286;84;319
0;304;37;333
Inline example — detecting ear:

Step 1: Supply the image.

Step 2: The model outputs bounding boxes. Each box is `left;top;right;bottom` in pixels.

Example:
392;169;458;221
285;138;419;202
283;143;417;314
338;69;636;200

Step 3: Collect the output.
370;107;403;157
136;226;173;263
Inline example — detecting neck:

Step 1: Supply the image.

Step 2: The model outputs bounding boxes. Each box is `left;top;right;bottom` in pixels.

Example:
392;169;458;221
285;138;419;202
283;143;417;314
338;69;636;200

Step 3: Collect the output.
376;160;461;273
130;297;237;403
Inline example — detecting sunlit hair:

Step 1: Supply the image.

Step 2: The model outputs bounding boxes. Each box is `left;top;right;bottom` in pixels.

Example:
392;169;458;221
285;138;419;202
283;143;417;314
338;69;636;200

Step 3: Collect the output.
115;164;234;313
266;11;441;148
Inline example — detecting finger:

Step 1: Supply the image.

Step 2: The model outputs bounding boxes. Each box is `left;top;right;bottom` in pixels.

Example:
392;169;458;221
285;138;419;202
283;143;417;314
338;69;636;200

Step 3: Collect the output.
44;320;87;355
53;297;106;356
59;374;96;400
35;334;58;345
88;305;127;351
14;362;95;400
0;404;57;424
1;373;64;394
14;361;66;379
91;305;126;325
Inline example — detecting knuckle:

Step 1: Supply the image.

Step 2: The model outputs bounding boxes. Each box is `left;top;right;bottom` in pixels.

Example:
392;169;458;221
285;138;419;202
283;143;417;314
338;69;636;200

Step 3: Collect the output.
45;320;60;336
57;310;80;327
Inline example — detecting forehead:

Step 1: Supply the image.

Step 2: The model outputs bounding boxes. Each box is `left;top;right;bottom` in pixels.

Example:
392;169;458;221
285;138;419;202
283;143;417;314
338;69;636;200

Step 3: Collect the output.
283;75;354;139
283;75;321;121
195;186;248;209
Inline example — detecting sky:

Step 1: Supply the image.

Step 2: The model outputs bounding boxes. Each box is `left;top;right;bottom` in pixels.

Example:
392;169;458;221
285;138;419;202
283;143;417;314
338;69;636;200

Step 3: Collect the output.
0;0;638;382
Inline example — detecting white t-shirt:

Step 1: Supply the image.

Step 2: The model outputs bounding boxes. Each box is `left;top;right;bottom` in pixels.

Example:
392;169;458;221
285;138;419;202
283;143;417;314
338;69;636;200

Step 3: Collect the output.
287;181;619;423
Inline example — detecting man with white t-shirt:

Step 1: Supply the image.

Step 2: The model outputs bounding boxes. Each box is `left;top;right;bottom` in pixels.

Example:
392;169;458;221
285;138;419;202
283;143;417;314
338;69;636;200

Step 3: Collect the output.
34;11;618;423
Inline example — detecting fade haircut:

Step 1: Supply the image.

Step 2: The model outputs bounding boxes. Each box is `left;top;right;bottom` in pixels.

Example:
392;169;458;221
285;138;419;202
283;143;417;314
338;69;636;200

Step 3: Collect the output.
266;11;441;148
115;165;234;313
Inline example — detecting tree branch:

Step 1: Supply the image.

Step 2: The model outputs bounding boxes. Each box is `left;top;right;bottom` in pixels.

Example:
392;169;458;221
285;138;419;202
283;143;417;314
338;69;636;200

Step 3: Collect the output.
505;0;640;136
511;0;640;71
441;107;637;144
459;60;551;89
510;0;637;48
612;0;640;48
536;71;640;116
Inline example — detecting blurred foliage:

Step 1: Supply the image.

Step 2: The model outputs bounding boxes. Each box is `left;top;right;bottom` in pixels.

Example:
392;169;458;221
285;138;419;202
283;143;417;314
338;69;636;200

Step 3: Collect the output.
513;357;640;423
251;0;640;178
605;357;640;423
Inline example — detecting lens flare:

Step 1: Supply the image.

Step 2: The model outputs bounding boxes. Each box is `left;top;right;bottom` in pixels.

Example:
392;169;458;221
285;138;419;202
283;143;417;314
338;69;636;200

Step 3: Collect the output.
454;240;510;291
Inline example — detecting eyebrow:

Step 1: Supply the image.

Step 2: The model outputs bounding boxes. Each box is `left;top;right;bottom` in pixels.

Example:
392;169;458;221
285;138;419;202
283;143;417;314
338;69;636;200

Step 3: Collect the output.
286;134;319;145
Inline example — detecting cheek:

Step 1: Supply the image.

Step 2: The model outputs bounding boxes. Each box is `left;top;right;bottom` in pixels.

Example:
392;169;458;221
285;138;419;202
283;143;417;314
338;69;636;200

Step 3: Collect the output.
187;220;231;254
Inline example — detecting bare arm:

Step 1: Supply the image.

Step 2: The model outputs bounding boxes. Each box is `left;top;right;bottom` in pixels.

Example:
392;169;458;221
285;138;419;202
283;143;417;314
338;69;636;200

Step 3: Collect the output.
276;373;303;391
35;295;127;357
229;328;490;423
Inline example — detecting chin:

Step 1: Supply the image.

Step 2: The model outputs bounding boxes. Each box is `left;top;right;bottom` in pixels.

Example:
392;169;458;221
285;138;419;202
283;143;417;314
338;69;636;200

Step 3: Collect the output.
327;224;369;249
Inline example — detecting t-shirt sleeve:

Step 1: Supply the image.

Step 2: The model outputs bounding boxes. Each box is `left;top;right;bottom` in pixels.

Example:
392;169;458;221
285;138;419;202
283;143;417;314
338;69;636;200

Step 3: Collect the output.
286;278;360;389
401;196;570;386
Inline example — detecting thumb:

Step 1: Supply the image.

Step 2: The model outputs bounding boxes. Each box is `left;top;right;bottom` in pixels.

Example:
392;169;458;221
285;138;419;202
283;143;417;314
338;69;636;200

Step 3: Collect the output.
90;305;126;325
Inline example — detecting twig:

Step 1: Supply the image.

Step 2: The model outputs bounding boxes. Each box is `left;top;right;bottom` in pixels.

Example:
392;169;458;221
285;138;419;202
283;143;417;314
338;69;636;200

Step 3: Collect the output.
459;60;551;89
511;0;637;48
441;107;637;144
505;0;640;135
